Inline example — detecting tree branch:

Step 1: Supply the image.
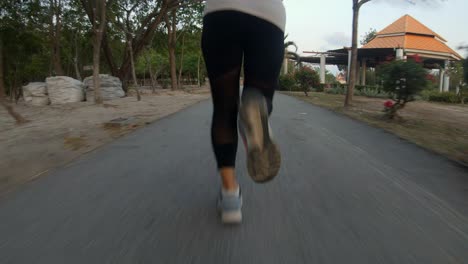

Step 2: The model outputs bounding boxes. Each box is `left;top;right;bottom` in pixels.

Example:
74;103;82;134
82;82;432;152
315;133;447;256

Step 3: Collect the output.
358;0;372;9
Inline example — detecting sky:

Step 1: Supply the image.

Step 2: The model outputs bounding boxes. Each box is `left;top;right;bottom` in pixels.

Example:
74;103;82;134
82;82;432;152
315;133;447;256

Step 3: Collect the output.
283;0;468;58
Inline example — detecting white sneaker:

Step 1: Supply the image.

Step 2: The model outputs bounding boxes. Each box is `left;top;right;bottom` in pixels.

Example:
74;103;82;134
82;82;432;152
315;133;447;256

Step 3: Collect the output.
239;88;281;183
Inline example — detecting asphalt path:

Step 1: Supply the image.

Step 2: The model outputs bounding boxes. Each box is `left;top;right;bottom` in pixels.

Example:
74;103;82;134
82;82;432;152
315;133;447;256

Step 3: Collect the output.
1;93;467;263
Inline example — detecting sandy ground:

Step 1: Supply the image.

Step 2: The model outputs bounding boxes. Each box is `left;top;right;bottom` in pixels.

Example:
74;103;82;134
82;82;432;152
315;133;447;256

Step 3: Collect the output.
0;88;210;196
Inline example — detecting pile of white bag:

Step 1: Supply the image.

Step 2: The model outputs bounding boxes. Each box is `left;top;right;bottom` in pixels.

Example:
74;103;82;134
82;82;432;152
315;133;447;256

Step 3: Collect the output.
22;75;124;106
46;76;86;104
83;74;125;100
22;82;50;106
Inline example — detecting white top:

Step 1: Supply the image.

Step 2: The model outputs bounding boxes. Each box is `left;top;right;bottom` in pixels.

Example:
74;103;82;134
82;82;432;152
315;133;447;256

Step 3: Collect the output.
204;0;286;32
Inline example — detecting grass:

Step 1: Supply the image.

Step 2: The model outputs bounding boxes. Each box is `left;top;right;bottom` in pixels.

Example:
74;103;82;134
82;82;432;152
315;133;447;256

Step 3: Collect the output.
284;91;468;166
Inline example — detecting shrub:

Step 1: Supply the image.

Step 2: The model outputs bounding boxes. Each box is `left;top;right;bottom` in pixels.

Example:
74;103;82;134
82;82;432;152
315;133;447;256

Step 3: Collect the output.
377;59;428;119
355;85;365;91
279;74;297;91
295;66;320;93
355;88;391;98
420;90;461;103
316;83;326;92
325;86;346;95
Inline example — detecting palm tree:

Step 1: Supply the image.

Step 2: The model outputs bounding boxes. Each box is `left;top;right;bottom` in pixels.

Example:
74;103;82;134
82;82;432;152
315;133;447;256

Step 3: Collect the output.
283;34;301;75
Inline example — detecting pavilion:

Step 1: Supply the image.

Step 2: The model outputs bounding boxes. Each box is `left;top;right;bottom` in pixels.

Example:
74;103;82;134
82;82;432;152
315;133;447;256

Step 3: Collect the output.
299;15;463;91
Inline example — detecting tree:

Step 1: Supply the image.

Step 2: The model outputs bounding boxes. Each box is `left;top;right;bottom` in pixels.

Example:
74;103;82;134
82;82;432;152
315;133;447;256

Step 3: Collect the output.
165;9;178;90
49;0;65;76
111;0;146;100
80;0;110;104
95;0;201;91
456;45;468;84
63;0;92;81
345;0;444;107
446;61;464;93
175;3;203;89
0;34;24;123
0;0;37;123
345;0;371;107
283;34;300;75
378;58;428;119
360;28;376;46
325;71;337;84
295;66;320;96
0;33;28;124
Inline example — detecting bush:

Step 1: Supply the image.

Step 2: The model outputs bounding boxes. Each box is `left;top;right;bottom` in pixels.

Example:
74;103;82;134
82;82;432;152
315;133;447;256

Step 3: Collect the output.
355;88;391;98
279;74;297;91
316;83;326;92
295;66;320;92
378;60;428;99
355;85;365;91
420;90;461;103
325;86;346;95
377;59;428;119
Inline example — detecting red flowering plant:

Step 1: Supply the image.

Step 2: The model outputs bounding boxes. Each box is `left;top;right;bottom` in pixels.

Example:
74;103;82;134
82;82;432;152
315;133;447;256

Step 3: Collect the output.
377;56;428;119
383;100;395;112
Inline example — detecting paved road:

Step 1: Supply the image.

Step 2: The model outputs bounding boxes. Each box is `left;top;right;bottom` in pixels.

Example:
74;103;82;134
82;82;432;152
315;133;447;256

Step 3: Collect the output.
1;94;468;264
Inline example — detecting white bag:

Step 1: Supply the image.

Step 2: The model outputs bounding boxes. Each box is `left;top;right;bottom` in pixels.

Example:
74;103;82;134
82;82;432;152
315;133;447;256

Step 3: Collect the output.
46;76;85;104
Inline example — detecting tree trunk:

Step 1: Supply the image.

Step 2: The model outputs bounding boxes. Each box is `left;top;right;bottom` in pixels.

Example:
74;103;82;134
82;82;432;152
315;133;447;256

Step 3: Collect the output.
102;34;119;77
178;33;186;89
128;39;141;101
0;38;5;98
145;53;158;93
166;11;178;91
74;33;82;81
80;0;170;92
0;41;28;124
197;52;201;87
50;0;64;76
92;0;106;104
345;1;360;107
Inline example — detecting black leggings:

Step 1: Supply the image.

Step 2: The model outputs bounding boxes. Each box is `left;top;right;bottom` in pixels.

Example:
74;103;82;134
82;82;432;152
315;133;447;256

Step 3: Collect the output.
202;11;284;169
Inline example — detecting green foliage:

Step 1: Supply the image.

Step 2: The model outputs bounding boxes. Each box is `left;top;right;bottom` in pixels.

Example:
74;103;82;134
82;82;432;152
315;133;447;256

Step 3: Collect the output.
464;58;468;84
355;88;391;98
325;86;346;95
295;66;320;92
378;60;428;102
360;28;377;46
316;83;326;92
324;84;389;98
0;0;205;94
377;59;428;119
420;90;462;104
447;61;465;89
279;74;297;91
325;71;337;85
365;68;377;85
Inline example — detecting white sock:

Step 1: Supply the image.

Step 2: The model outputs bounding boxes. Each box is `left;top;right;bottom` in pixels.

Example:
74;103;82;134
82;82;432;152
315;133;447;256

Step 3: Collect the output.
222;186;240;197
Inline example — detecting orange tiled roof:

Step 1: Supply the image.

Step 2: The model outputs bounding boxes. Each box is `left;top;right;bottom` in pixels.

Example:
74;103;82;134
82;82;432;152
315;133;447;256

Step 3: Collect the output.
405;35;457;55
363;35;461;59
363;35;405;49
362;15;462;59
377;14;445;41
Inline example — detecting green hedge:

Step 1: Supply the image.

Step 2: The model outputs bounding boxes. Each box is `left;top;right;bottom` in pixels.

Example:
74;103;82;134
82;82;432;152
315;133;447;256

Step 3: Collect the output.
420;90;461;103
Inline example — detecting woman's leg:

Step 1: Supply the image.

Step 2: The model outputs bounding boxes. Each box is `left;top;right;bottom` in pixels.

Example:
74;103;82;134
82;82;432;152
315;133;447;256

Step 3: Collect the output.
243;16;285;114
202;11;243;191
238;14;285;182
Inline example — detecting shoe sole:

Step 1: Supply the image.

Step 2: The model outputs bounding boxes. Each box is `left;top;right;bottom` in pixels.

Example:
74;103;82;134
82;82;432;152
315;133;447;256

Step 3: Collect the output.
240;89;281;183
222;210;242;224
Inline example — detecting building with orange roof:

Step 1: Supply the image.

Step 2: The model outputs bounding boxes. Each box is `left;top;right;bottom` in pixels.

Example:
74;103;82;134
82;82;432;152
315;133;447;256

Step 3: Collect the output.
300;15;462;91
